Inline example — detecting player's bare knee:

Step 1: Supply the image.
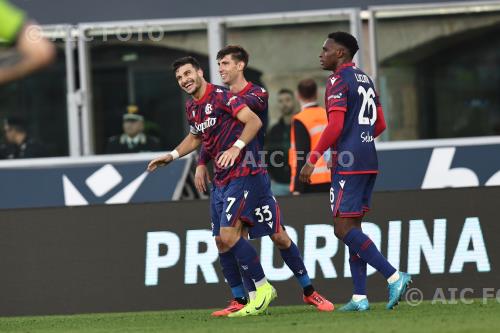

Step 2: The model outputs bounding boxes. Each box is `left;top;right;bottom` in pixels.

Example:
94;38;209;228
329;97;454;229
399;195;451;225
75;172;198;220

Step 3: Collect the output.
215;236;224;252
333;219;346;239
271;230;292;249
333;227;345;240
219;228;239;248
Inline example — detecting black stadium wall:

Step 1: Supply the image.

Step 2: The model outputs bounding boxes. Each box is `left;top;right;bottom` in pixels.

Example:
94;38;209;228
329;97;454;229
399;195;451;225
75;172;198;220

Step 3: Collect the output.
0;186;498;316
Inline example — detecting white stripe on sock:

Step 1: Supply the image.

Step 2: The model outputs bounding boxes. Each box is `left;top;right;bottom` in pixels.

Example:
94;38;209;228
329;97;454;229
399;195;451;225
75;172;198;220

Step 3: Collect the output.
254;278;267;288
387;271;400;284
352;294;367;302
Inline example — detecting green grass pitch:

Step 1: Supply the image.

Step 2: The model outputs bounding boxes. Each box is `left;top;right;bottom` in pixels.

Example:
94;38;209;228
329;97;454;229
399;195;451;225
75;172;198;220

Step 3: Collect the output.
0;300;498;333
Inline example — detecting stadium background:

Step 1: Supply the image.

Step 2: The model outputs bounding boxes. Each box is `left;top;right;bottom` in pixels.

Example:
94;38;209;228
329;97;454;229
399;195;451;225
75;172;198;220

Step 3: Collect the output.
0;0;499;317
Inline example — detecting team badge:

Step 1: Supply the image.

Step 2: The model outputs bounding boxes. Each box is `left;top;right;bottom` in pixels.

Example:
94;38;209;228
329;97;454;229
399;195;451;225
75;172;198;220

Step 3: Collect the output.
205;104;213;115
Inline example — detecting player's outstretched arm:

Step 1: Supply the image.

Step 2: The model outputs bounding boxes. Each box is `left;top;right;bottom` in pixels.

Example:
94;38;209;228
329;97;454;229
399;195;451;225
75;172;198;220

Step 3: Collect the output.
217;106;262;168
0;23;55;85
147;133;201;172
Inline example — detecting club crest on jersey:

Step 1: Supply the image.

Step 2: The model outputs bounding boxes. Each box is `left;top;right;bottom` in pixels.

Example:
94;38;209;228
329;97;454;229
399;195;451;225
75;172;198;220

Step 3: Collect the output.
195;117;217;133
205;103;213;115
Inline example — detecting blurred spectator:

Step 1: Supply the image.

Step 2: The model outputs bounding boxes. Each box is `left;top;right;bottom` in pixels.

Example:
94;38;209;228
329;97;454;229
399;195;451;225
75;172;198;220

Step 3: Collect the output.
106;105;161;154
0;116;49;158
289;79;330;194
265;88;297;195
0;0;56;85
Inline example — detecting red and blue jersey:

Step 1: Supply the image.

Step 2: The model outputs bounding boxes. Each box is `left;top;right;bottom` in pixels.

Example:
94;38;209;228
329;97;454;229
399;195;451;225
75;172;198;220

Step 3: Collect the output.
186;83;265;186
325;62;383;174
237;82;269;148
198;81;268;165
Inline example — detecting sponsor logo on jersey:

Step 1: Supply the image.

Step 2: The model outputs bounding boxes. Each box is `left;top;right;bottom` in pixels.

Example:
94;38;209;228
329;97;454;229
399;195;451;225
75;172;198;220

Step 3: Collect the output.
327;93;343;100
339;180;346;189
195;117;217;133
361;131;375;143
330;77;338;85
216;88;223;93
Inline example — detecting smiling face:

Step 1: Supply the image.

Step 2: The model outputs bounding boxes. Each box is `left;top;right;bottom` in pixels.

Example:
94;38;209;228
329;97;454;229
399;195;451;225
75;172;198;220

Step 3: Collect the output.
218;54;244;86
175;63;204;96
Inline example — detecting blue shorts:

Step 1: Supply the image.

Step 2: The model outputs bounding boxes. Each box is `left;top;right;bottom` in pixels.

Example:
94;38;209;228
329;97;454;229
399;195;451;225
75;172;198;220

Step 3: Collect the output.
210;173;282;239
330;173;377;218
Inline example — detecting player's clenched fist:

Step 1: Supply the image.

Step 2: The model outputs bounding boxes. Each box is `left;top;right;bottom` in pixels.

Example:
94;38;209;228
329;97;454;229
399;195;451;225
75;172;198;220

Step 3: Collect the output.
299;162;315;184
147;154;174;172
217;146;240;168
195;164;211;193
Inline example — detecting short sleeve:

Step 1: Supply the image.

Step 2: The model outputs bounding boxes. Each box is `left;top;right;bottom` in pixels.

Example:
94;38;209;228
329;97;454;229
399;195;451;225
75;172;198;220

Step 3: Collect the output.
325;75;348;114
224;93;248;118
245;88;268;113
185;103;200;136
0;0;26;44
189;125;199;135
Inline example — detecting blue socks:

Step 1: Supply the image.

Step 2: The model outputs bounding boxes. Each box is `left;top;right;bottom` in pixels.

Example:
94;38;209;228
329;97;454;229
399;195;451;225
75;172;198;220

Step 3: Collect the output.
218;252;245;299
280;241;312;288
344;228;396;279
229;237;266;283
349;249;367;295
241;272;256;293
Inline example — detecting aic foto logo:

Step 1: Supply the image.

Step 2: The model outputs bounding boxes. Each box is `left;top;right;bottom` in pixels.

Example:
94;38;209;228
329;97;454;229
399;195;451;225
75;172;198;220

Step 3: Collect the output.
144;217;490;286
62;164;148;206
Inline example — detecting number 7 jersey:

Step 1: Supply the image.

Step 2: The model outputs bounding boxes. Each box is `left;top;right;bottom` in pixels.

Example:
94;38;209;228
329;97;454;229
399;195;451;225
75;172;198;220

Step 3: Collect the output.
325;62;383;174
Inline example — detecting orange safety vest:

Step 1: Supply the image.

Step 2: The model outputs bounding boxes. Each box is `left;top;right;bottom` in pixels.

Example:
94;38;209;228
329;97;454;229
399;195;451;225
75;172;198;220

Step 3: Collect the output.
289;106;331;192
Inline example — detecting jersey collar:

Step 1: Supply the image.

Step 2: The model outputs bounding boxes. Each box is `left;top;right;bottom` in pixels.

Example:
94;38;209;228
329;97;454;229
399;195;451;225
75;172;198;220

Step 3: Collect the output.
334;62;356;74
237;81;253;96
194;83;213;105
301;102;319;109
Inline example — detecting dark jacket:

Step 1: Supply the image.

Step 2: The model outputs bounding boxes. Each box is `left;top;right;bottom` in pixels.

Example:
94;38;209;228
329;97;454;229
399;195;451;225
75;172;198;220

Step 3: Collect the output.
106;133;161;154
0;137;49;159
265;118;291;184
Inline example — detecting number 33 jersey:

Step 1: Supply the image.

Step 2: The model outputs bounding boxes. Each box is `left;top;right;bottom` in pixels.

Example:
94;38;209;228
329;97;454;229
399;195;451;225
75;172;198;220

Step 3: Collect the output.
325;62;384;174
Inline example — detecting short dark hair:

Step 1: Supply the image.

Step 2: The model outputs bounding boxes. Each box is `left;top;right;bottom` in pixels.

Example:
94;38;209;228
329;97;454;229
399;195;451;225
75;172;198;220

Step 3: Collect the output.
172;56;201;73
217;45;249;69
297;79;317;100
278;88;294;97
328;31;359;58
4;116;27;133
